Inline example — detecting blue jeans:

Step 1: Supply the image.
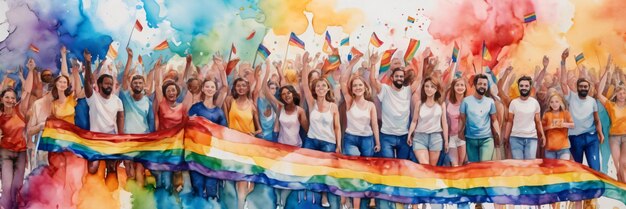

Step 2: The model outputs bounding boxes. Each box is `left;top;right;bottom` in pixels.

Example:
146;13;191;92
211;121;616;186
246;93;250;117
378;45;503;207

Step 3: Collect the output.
545;149;571;160
303;138;336;153
569;132;601;171
379;133;411;159
510;136;538;160
152;170;173;192
190;171;219;198
342;133;375;157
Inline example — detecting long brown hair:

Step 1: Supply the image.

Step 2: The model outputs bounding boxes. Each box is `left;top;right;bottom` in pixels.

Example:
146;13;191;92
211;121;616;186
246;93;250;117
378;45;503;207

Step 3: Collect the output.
420;76;442;104
0;88;17;113
231;78;251;99
348;76;372;101
51;75;72;101
310;78;335;103
447;78;467;104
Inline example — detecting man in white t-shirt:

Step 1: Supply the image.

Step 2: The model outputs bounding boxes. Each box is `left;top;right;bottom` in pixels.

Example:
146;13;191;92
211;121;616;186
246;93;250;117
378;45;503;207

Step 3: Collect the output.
83;50;125;176
369;53;420;160
503;76;545;160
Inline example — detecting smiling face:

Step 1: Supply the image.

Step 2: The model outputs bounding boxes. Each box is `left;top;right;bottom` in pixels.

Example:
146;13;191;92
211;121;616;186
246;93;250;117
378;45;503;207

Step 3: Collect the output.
165;85;178;102
424;80;437;98
55;76;69;92
518;80;531;97
235;80;249;97
188;79;201;94
314;79;329;98
454;79;466;95
202;80;217;98
351;78;366;97
131;77;145;95
615;88;626;103
1;90;16;109
280;88;293;104
549;95;563;111
475;78;488;95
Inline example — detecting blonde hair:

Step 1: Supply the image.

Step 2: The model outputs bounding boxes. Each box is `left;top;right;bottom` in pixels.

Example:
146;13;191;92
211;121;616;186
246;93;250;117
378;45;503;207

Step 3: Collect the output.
610;85;626;102
547;93;567;112
348;76;372;101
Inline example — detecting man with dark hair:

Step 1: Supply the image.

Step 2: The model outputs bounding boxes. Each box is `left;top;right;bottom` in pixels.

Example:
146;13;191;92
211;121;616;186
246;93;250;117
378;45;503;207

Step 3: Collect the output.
83;49;125;177
460;74;500;162
504;76;545;160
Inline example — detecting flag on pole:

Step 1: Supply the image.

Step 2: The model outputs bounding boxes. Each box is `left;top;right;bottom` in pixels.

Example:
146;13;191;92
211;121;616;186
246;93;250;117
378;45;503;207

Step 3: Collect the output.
134;20;144;32
407;16;416;23
289;32;305;49
451;42;460;63
322;50;341;74
323;31;333;54
226;58;240;75
246;31;256;40
370;32;384;47
482;41;492;61
257;44;271;59
107;44;118;59
454;71;463;79
379;48;398;74
154;40;169;50
350;47;363;57
29;44;40;53
231;43;237;55
404;39;420;63
575;53;586;65
524;12;537;23
340;37;350;46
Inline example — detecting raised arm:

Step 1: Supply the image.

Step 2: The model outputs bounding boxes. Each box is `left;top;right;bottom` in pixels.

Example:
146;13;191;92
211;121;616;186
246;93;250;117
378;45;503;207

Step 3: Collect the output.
410;57;424;94
252;60;267;102
146;68;155;96
497;66;514;107
122;48;133;91
20;62;35;115
597;55;612;106
180;54;193;89
83;49;94;98
298;107;309;133
301;52;315;110
534;56;549;90
60;46;69;77
214;54;229;108
262;60;282;109
368;52;382;93
71;60;85;98
341;54;362;109
560;48;570;96
154;58;164;104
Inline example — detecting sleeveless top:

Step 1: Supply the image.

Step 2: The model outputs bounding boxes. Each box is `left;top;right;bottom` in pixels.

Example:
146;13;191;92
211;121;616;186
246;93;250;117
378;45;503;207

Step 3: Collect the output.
307;103;335;143
158;100;186;130
0;106;27;151
278;107;302;147
345;102;373;136
228;99;255;134
415;103;443;134
446;102;461;136
52;94;77;124
258;98;276;140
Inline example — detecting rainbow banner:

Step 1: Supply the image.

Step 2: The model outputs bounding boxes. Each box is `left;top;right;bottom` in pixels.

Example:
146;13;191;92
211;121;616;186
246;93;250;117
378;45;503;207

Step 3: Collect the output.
404;39;420;63
379;48;397;75
39;118;626;205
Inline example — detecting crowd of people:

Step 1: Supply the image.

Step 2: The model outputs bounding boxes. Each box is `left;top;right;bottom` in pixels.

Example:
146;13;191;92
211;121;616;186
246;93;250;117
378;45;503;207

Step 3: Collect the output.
0;44;624;209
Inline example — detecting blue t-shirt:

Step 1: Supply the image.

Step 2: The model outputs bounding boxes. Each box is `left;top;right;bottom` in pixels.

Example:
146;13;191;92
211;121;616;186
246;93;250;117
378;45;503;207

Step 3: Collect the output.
188;102;227;127
75;98;90;130
460;95;497;139
120;91;155;134
565;92;598;136
257;97;276;141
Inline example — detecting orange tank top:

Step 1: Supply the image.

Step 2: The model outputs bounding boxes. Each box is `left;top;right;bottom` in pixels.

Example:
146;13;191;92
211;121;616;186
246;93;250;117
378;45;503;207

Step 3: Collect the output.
0;106;27;151
158;100;186;130
228;99;255;134
52;94;77;124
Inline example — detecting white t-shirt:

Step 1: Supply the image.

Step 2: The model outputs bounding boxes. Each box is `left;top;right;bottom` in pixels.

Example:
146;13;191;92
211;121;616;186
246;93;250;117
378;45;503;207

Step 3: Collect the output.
509;97;541;138
378;85;411;135
87;92;124;134
565;92;598;136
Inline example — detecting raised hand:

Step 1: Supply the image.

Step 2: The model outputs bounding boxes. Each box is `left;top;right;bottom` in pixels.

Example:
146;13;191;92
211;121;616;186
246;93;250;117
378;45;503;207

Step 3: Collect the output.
369;52;380;64
561;48;569;60
126;47;133;57
26;58;36;70
186;53;192;63
213;52;223;66
302;51;311;65
84;49;92;62
542;55;549;68
61;45;67;55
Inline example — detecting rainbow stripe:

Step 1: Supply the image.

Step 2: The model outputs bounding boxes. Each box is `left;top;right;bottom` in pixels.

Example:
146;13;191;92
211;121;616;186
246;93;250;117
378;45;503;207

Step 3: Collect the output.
153;40;169;51
482;40;491;61
340;37;349;46
575;52;586;65
39;118;626;205
451;42;459;63
289;32;305;49
29;44;40;53
407;16;415;24
323;31;333;54
404;39;420;63
370;32;383;47
379;48;397;74
257;44;271;59
524;12;537;23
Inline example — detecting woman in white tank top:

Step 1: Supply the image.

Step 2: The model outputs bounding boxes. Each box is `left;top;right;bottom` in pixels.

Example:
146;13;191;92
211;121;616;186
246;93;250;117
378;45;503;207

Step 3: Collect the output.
300;52;341;208
338;55;381;209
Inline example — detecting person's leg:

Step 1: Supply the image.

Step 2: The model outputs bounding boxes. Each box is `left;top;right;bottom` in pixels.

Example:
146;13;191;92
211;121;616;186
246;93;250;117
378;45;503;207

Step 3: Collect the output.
342;133;361;157
190;170;206;197
428;133;443;165
610;136;623;181
569;135;584;164
466;138;480;163
479;138;495;161
379;133;395;158
359;135;375;157
135;162;146;186
526;138;538;159
619;136;626;182
396;134;411;160
1;149;15;209
13;151;27;205
320;141;336;207
545;150;556;159
584;133;601;171
162;171;173;192
558;149;571;161
448;147;459;166
509;136;524;160
458;143;467;165
412;133;430;164
124;160;135;179
205;177;219;199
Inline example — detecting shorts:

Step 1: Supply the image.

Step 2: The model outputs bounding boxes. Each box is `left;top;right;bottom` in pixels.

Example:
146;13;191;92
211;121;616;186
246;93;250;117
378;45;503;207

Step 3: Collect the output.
412;132;443;151
448;135;466;148
611;135;626;145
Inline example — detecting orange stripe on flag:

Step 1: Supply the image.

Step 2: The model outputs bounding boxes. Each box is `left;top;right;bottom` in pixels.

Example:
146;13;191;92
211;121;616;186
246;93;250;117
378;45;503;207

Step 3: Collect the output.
29;44;40;53
154;40;169;50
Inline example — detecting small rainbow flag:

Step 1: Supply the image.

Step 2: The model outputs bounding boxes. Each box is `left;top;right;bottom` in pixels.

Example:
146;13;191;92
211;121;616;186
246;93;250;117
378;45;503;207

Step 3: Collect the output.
323;31;333;54
107;44;118;59
29;44;40;53
322;55;341;73
134;20;143;32
454;71;463;79
524;12;537;23
575;52;586;65
404;39;420;63
482;41;491;61
451;42;460;63
257;44;271;59
370;32;384;47
154;40;169;50
226;58;240;75
379;48;397;74
246;30;256;40
231;43;237;55
407;16;415;23
289;32;305;49
340;37;350;46
349;47;363;58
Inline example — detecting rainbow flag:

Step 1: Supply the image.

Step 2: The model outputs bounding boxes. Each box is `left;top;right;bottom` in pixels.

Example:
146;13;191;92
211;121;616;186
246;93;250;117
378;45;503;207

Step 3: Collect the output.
107;44;118;59
349;47;363;58
524;12;537;23
154;40;169;50
404;39;420;63
575;52;586;65
407;16;415;23
482;41;491;61
257;44;271;59
29;44;40;53
134;20;144;32
370;32;384;47
289;32;305;49
451;42;460;63
38;117;626;205
340;37;350;46
323;31;333;54
379;48;397;74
